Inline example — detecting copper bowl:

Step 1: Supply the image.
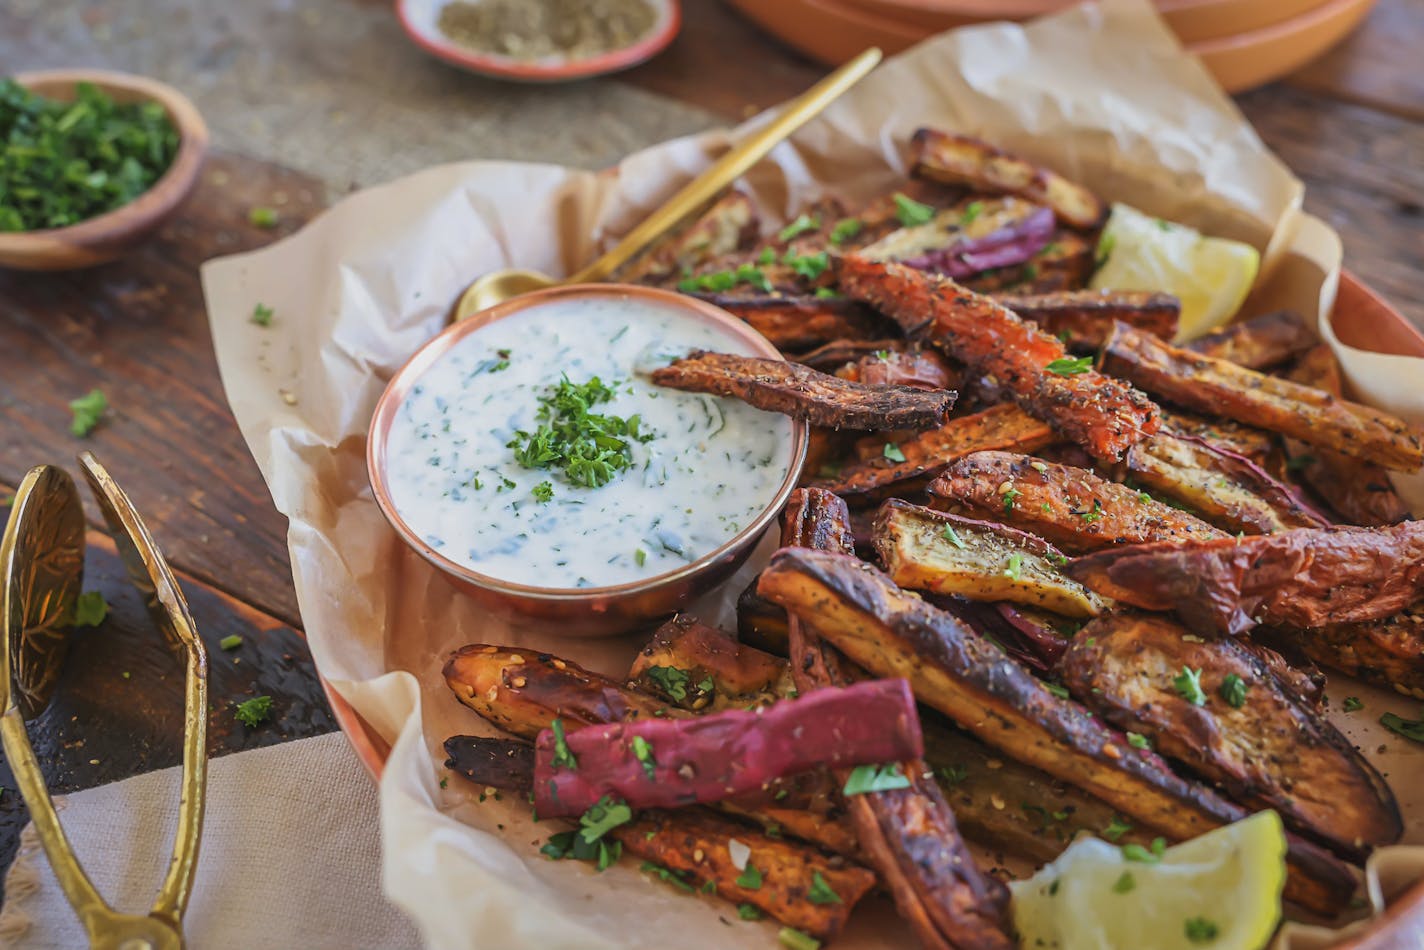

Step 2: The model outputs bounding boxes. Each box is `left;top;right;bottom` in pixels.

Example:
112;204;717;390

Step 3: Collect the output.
366;283;809;636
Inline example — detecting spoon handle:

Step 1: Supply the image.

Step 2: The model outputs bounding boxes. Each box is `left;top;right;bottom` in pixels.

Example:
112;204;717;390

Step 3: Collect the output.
567;47;883;284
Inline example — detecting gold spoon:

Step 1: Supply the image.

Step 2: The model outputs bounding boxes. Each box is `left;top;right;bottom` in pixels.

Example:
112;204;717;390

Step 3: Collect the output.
452;47;883;321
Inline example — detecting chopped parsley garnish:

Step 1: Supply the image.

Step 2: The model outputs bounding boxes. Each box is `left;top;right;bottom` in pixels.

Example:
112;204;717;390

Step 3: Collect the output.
1046;550;1068;566
550;718;578;770
1078;499;1104;523
1004;552;1024;580
1126;732;1151;750
634;547;647;567
507;375;651;490
942;525;967;549
892;192;935;227
248;206;279;228
235;695;273;728
807;871;842;905
531;480;554;503
1044;682;1070;700
843;763;911;796
1343;696;1364;712
1218;673;1249;709
69;389;108;437
1137;491;1152;504
734;862;763;889
813;287;841;299
737;903;762;920
1045;355;1094;376
578;796;632;844
631;735;656;779
1103;816;1132;841
1380;711;1424;744
960;200;983;225
882;442;906;463
829;217;862;245
936;763;968;786
0;79;179;232
783;249;830;281
251;302;274;326
644;665;692;702
1002;487;1021;512
219;634;243;651
545;830;621;870
758;247;776;265
639;860;695;892
778;213;819;241
778;926;821;950
677;262;771;293
1184;917;1220;943
697;676;714;693
1173;666;1207;706
1122;842;1161;864
71;591;108;627
1112;871;1135;894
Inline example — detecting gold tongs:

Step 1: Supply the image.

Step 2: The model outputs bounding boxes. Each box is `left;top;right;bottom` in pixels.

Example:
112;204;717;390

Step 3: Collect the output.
0;452;208;949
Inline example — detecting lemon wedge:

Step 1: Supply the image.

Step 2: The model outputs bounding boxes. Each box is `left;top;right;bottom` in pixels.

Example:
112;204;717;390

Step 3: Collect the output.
1089;202;1260;342
1010;811;1288;950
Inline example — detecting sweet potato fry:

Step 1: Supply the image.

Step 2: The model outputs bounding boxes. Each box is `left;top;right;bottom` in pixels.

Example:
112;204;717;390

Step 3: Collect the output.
909;128;1105;229
1184;310;1317;369
1063;521;1424;636
1278;612;1424;701
1101;321;1424;471
1284;345;1412;526
695;293;891;352
837;256;1159;460
927;451;1227;553
1060;611;1401;858
632;614;792;710
783;489;1014;950
839;346;959;392
993;289;1179;349
859;195;1054;280
1161;410;1279;470
443;736;874;941
755;548;1354;913
816;404;1055;504
873;499;1106;617
1126;431;1330;534
793;338;906;371
618;191;758;283
443;645;860;856
532;680;922;817
650;350;956;430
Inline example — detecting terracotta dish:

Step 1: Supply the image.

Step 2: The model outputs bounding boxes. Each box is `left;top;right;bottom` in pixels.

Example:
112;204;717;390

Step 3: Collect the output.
395;0;681;82
365;283;809;636
0;70;208;271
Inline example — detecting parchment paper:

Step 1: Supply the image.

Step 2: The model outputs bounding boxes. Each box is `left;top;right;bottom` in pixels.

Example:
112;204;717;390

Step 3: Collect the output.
200;1;1424;947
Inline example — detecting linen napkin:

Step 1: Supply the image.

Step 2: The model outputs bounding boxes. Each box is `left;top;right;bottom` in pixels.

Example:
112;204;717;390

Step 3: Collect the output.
0;732;422;949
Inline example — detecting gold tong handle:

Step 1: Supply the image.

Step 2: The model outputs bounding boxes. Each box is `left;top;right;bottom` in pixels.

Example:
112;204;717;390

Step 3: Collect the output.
566;46;883;284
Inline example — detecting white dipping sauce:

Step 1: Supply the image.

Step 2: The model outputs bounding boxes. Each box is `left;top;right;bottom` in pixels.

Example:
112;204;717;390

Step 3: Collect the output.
384;295;796;589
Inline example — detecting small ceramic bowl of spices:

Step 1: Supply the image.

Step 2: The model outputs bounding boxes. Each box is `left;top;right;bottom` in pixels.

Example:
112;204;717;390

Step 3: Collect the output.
0;69;208;270
396;0;680;82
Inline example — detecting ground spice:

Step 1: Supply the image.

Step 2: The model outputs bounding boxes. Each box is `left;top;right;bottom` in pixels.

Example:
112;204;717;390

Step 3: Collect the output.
437;0;657;62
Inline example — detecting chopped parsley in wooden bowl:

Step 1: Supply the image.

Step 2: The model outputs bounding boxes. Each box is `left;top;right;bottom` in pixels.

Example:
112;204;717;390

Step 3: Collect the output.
0;69;208;270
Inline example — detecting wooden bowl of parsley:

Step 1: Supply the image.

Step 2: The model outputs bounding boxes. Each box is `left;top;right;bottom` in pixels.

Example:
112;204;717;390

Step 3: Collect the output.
0;69;208;270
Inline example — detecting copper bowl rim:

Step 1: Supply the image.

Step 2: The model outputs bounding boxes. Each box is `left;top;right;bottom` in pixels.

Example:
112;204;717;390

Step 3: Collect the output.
366;282;810;605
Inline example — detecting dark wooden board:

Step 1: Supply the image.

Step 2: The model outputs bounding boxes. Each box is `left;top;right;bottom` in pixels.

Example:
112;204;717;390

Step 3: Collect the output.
0;150;326;629
0;497;337;889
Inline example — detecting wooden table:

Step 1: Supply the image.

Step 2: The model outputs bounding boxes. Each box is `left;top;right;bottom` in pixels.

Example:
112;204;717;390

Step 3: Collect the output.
0;0;1420;890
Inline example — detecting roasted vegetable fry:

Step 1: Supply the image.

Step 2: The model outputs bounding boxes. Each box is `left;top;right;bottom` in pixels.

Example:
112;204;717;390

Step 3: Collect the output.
815;404;1055;505
909;128;1105;229
1284;345;1411;526
873;499;1105;617
1161;410;1279;470
1065;521;1424;636
839;346;958;392
632;614;791;710
794;338;907;371
1102;321;1424;471
860;195;1054;279
756;548;1355;913
928;451;1226;552
443;736;875;941
1241;638;1326;710
617;191;758;283
784;488;1014;950
1276;613;1424;701
968;229;1096;295
1184;310;1317;369
1060;611;1401;858
532;680;922;817
443;645;860;856
837;256;1159;461
696;293;891;352
994;289;1179;349
1126;431;1330;534
650;350;956;430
